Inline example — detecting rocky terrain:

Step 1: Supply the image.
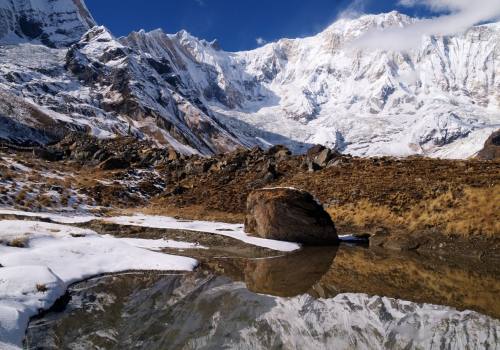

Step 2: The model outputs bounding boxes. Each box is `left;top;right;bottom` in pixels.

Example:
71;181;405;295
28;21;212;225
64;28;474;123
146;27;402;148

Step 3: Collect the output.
0;132;498;259
477;130;500;160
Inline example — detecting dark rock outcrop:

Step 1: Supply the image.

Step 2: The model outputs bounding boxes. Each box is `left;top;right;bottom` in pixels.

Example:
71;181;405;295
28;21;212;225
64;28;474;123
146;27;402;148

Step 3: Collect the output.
305;145;340;171
244;187;339;245
99;156;130;170
477;130;500;160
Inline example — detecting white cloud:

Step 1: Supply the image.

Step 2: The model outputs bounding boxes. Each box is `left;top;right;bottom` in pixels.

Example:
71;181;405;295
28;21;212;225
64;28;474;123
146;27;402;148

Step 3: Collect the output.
338;0;368;20
352;0;500;51
256;37;267;46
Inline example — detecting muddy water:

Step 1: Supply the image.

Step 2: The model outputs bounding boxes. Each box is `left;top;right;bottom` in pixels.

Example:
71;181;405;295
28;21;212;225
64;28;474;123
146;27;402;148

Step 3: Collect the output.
26;245;500;349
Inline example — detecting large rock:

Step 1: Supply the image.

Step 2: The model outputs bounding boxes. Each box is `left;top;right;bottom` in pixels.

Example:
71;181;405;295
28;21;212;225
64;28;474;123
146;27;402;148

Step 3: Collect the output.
244;188;339;245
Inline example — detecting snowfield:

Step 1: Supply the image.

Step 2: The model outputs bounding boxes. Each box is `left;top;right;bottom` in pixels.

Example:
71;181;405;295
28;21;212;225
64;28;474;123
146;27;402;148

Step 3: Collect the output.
0;209;97;224
0;220;198;350
103;214;301;252
0;209;301;251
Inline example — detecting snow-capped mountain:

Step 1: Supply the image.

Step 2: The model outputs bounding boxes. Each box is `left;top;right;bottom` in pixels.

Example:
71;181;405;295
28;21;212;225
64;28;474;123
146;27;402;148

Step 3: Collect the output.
133;11;498;158
0;0;95;47
0;0;498;158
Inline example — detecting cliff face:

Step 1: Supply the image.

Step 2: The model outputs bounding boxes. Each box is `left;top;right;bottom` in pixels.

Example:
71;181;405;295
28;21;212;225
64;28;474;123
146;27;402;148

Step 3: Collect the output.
0;0;95;47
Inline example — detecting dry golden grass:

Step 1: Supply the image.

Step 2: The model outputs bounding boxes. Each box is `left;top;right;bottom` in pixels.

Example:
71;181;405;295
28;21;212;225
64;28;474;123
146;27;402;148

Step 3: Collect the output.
60;191;71;206
328;185;500;237
38;194;54;208
14;188;28;203
328;200;403;230
8;237;28;248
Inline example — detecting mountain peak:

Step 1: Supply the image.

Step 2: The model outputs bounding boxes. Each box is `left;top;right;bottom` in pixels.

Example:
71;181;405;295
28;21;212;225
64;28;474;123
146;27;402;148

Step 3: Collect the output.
323;11;414;35
0;0;96;47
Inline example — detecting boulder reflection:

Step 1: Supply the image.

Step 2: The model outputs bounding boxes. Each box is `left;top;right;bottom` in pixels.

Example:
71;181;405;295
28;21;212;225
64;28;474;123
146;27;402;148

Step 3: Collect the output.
245;247;338;297
206;247;338;297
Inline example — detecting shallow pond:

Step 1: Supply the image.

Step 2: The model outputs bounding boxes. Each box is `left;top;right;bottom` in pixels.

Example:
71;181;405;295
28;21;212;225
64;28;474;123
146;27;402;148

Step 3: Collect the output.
26;245;500;349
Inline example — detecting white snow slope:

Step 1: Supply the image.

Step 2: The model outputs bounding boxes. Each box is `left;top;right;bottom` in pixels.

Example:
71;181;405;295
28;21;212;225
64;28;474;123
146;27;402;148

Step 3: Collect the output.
0;1;499;158
131;12;499;158
0;220;198;350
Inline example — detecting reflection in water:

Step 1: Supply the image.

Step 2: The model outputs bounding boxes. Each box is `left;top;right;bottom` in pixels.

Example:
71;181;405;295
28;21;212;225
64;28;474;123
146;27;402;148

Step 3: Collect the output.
321;246;500;319
206;247;337;297
206;246;500;318
26;246;500;350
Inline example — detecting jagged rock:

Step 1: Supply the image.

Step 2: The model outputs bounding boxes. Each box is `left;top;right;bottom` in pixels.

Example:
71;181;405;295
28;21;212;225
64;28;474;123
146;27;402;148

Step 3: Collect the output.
93;149;111;162
244;187;339;245
73;150;96;161
0;0;96;48
305;145;340;171
267;145;291;158
168;148;180;161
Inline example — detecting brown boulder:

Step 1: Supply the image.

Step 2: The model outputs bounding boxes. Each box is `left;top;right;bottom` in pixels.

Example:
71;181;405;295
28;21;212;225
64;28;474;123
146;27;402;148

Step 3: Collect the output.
167;148;180;161
244;187;339;245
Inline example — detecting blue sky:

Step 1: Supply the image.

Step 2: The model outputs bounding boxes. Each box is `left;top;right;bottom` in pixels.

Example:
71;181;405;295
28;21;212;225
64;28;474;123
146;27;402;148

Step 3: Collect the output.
84;0;436;51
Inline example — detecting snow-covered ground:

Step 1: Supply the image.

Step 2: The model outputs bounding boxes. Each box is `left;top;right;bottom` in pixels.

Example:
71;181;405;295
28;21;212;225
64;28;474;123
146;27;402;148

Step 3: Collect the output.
104;214;301;252
0;220;198;350
0;209;97;224
0;209;301;251
115;237;207;251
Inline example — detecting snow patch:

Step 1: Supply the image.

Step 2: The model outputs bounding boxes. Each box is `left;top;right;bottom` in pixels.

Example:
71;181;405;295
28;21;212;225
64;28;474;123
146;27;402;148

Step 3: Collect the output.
0;220;197;349
104;214;301;252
